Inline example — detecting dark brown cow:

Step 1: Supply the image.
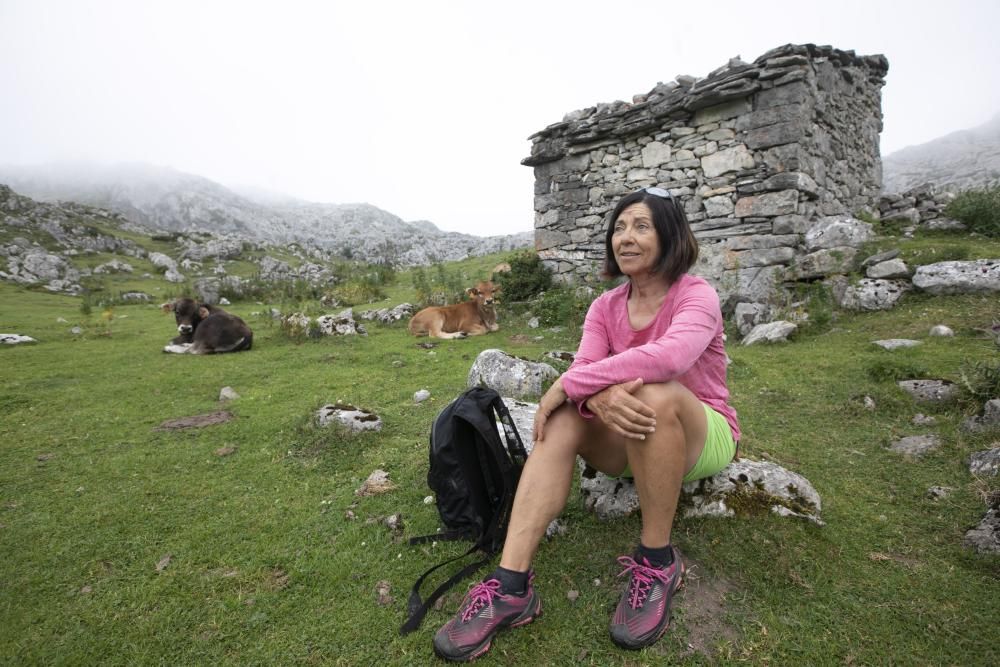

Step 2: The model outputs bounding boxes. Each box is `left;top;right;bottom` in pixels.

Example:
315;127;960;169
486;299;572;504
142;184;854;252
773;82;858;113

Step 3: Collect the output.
408;281;500;339
161;298;253;354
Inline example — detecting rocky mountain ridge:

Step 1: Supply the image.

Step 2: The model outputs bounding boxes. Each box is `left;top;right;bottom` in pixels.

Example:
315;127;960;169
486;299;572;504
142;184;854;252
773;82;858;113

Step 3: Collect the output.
882;113;1000;194
0;162;532;265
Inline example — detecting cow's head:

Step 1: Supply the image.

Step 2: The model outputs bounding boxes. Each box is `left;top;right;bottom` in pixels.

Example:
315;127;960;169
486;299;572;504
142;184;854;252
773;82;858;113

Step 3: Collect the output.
161;298;211;335
467;281;500;309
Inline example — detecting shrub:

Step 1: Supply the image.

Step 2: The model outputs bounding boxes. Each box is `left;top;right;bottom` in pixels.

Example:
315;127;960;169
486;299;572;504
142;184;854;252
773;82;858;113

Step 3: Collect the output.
865;359;930;383
959;358;1000;407
494;251;552;302
412;264;465;307
945;186;1000;238
326;279;385;306
533;287;591;328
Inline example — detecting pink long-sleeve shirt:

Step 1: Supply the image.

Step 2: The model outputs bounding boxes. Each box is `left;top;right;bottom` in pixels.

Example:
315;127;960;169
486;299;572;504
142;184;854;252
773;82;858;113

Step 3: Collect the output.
560;273;740;442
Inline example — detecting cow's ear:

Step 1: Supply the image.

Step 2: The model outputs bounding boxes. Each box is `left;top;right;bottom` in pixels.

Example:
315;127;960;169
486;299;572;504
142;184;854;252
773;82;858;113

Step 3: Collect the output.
466;287;477;297
161;302;175;313
493;284;502;294
198;306;211;319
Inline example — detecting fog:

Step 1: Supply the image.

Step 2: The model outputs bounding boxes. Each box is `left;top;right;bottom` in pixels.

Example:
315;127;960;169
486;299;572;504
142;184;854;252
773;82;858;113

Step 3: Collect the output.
1;0;998;235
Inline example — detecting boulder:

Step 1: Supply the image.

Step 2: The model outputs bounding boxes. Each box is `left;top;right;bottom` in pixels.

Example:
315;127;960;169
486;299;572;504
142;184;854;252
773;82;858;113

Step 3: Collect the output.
866;258;909;279
835;279;909;311
968;447;1000;477
316;309;367;336
872;339;921;351
500;397;823;525
742;321;796;345
963;399;1000;433
897;379;959;404
912;260;1000;295
358;303;414;324
963;504;1000;554
316;403;382;432
1;334;37;345
734;302;771;336
888;435;941;457
804;216;874;251
928;325;954;337
468;349;559;400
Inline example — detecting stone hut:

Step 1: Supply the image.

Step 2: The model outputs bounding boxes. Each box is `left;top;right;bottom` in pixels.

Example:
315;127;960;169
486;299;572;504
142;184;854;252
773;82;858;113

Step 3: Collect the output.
523;43;889;312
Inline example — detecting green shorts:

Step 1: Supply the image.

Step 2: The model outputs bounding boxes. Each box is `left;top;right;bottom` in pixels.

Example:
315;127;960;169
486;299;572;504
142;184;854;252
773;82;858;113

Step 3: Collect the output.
620;404;737;482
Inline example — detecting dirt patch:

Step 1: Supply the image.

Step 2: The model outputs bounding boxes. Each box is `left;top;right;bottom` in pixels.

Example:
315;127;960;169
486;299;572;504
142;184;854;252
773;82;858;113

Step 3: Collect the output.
154;411;233;431
662;559;741;659
507;334;532;344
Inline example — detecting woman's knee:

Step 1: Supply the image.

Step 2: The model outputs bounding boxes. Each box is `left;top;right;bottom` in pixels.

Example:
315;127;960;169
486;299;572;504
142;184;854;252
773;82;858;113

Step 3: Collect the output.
634;381;693;420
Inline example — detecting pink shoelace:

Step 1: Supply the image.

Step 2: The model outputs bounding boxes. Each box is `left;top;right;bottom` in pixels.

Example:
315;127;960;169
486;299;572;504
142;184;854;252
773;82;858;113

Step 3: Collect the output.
460;579;503;622
617;556;671;609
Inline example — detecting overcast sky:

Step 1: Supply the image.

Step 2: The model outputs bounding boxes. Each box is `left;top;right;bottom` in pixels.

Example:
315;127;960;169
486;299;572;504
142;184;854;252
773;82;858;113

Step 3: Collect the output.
1;0;998;236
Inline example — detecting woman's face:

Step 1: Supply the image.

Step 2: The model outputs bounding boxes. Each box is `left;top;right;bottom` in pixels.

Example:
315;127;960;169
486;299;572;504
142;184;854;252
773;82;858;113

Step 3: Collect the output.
611;202;661;277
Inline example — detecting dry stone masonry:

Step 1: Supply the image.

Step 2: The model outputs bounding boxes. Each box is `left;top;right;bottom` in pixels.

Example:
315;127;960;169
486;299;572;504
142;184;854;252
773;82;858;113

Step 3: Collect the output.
523;43;889;311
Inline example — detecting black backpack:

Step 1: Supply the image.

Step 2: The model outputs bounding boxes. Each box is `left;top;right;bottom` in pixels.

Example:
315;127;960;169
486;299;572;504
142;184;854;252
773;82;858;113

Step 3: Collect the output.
399;386;528;635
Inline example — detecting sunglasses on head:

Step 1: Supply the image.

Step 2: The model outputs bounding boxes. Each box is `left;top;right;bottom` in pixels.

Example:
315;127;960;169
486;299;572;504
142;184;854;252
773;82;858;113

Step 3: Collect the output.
639;186;674;201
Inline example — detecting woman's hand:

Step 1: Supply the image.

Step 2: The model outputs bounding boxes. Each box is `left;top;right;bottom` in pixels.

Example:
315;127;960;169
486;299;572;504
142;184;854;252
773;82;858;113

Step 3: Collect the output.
585;379;656;440
533;378;568;443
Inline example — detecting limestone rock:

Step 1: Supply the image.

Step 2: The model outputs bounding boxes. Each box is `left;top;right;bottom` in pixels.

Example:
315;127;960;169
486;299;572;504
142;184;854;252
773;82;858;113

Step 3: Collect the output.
317;309;367;336
580;459;823;525
872;339;921;351
734;302;772;335
835;279;909;311
912;260;1000;295
963;399;1000;433
468;349;558;400
926;486;953;500
414;389;430;403
866;258;909;279
804;216;874;251
742;321;796;345
888;435;941;457
897;379;959;404
358;303;414;324
219;386;240;401
316;403;382;432
1;333;36;345
928;325;954;337
968;447;1000;477
963;506;1000;554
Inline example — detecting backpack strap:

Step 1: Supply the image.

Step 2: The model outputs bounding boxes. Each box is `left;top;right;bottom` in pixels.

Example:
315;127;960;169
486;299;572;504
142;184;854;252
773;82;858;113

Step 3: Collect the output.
407;526;475;546
398;544;493;635
491;395;527;465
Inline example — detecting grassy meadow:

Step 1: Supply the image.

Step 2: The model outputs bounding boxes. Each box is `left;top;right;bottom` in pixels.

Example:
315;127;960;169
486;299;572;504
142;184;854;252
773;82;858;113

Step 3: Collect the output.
1;246;999;665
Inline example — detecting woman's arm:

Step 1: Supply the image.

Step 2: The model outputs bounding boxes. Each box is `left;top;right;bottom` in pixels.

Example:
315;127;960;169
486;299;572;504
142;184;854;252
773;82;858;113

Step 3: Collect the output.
562;284;720;405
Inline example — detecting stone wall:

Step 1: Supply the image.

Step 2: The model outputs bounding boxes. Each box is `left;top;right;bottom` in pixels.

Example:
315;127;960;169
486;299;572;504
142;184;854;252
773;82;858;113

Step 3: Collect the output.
523;43;889;311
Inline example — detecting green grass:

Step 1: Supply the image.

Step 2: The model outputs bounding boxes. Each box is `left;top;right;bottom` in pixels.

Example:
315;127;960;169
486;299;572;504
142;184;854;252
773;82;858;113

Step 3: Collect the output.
1;273;998;665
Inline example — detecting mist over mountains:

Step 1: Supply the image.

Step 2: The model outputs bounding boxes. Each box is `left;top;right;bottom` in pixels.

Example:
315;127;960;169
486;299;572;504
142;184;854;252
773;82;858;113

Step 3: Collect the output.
0;162;532;266
882;113;1000;194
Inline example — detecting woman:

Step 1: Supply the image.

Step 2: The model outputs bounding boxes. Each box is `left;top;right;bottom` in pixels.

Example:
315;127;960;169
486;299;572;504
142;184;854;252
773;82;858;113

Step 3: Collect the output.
433;187;740;661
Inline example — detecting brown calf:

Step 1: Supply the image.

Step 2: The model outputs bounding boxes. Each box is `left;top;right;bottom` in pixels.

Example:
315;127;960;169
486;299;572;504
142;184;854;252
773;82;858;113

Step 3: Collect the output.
161;298;253;354
408;281;500;339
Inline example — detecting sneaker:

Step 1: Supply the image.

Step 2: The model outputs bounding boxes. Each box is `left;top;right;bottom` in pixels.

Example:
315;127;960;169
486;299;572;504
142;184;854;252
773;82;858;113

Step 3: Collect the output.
433;575;542;662
609;548;685;650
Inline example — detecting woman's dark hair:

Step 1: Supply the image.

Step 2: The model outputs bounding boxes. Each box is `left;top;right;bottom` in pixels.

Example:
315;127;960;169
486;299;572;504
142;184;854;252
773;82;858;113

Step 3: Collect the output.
603;190;699;282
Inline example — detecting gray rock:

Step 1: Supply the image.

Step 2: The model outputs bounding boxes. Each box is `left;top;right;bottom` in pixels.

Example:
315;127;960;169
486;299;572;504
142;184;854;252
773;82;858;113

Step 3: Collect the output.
963;507;1000;554
968;447;1000;477
742;321;796;345
898;379;959;404
544;350;576;364
164;268;186;283
414;389;431;403
148;252;177;271
804;216;874;251
219;386;240;401
316;403;382;432
733;302;771;336
912;413;937;426
358;303;414;324
120;291;150;302
93;259;133;274
794;247;860;279
888;435;941;457
912;260;1000;295
836;279;910;311
861;249;900;267
468;349;559;400
1;333;36;344
926;486;953;500
581;458;823;525
866;258;909;279
872;339;921;350
928;324;954;337
219;297;231;306
316;309;367;336
923;217;965;231
527;317;540;329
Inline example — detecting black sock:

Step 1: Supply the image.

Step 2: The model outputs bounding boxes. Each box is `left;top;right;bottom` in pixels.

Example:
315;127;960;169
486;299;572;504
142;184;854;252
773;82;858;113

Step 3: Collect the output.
636;543;673;568
491;566;528;595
